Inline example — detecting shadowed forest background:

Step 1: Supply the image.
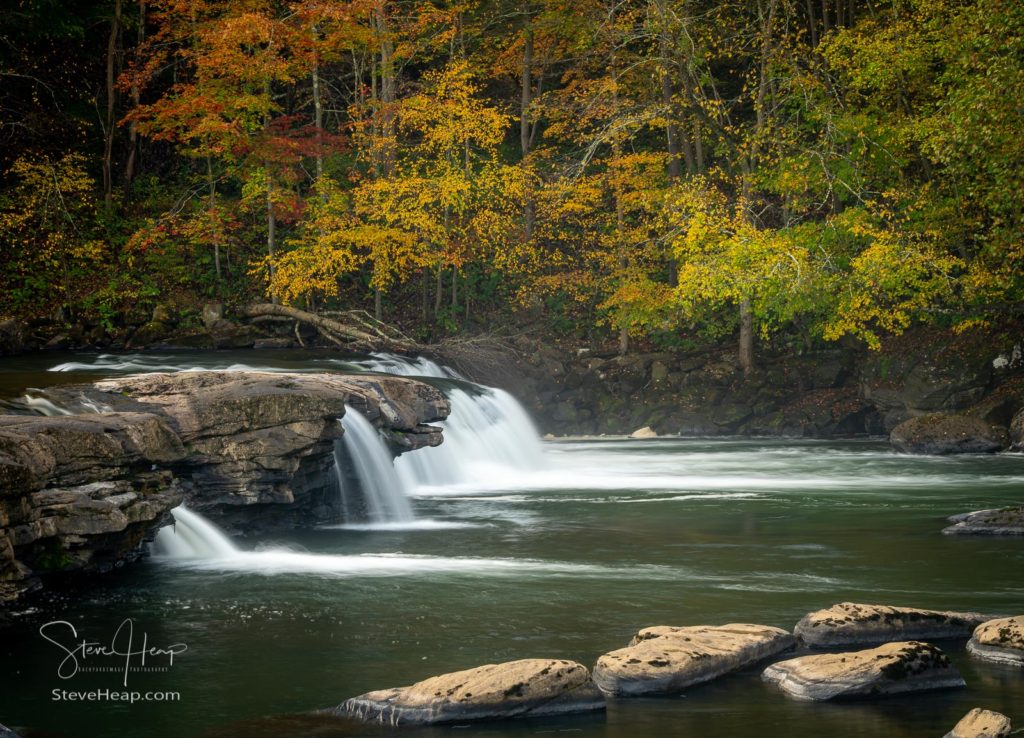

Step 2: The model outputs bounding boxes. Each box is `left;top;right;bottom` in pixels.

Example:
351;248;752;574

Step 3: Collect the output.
1;0;1022;368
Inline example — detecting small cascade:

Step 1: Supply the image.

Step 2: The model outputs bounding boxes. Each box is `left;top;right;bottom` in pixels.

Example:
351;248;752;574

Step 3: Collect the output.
151;505;239;559
20;394;73;417
335;405;414;523
362;354;545;487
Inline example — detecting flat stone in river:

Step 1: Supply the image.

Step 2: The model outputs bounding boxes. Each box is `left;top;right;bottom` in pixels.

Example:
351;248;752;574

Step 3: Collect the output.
944;708;1013;738
795;602;991;647
592;624;795;696
338;659;605;725
762;641;965;701
968;616;1024;666
943;507;1024;536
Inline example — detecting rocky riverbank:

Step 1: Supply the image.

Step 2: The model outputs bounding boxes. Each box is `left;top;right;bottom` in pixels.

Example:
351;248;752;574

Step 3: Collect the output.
0;372;448;605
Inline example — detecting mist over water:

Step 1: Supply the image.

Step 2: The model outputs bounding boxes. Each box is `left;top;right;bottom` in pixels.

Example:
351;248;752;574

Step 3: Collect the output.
1;350;1022;738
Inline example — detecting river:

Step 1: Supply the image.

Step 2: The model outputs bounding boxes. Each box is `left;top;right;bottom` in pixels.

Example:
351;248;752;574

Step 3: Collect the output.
0;351;1022;737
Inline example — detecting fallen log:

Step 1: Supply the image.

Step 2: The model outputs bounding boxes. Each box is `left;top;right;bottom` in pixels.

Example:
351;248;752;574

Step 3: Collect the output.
241;303;422;354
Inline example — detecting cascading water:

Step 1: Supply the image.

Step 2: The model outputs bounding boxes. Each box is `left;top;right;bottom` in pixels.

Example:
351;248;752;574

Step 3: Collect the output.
334;405;414;523
152;505;239;559
361;355;545;488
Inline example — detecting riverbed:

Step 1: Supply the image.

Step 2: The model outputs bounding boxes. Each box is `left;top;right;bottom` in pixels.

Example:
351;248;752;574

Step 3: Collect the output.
0;352;1022;737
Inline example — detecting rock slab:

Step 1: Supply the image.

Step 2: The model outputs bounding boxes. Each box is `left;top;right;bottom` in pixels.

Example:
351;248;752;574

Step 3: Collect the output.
890;413;1008;454
968;616;1024;666
944;708;1013;738
592;624;795;696
338;659;605;726
795;603;992;648
762;641;965;701
944;507;1024;536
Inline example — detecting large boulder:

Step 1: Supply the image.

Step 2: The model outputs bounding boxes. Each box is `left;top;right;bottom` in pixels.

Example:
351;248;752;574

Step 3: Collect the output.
890;413;1008;454
592;623;795;696
795;603;992;648
944;708;1013;738
943;507;1024;536
967;616;1024;666
337;659;605;726
762;641;965;701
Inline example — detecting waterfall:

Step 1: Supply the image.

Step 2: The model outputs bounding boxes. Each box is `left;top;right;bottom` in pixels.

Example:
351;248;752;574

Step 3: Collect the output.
363;354;545;488
334;405;414;522
151;505;238;559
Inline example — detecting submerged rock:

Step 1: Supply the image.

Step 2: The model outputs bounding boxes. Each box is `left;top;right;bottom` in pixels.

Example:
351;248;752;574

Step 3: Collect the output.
795;603;991;648
944;507;1024;536
967;616;1024;667
592;623;795;696
889;413;1008;454
338;659;605;726
944;708;1013;738
762;641;964;701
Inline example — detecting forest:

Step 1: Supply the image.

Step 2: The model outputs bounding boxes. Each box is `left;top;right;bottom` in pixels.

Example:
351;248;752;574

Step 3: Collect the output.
1;0;1022;369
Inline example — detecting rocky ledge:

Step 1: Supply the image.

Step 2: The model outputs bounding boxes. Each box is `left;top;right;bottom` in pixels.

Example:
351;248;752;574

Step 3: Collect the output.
890;413;1009;454
0;371;449;603
794;603;992;648
944;507;1024;536
762;641;965;701
336;659;605;726
592;623;794;696
945;708;1013;738
0;413;185;603
967;616;1024;667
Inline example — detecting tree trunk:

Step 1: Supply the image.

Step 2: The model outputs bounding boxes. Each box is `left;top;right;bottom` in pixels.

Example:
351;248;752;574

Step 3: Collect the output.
123;0;144;195
739;298;754;376
267;177;277;304
102;0;123;205
374;287;382;321
242;303;419;353
451;267;458;310
520;10;536;241
207;155;220;280
311;23;324;186
434;265;443;317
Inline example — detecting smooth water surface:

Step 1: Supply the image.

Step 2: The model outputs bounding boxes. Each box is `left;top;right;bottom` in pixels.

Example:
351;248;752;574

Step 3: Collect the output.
0;352;1022;738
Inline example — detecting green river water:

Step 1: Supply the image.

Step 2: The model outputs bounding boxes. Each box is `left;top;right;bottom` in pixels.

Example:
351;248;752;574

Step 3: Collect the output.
0;352;1021;738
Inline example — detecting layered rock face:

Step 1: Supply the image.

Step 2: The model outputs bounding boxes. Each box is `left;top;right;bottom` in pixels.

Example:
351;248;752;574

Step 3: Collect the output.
794;603;992;648
592;624;794;696
0;413;185;603
762;641;965;701
968;616;1024;666
944;708;1013;738
338;659;605;725
0;371;449;602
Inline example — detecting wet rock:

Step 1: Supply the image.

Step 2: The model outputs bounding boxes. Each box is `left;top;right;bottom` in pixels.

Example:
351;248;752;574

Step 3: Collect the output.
338;659;605;726
967;616;1024;667
629;426;657;439
943;507;1024;536
944;708;1012;738
592;624;795;696
0;723;21;738
795;603;991;648
890;413;1008;454
253;337;294;349
762;641;964;701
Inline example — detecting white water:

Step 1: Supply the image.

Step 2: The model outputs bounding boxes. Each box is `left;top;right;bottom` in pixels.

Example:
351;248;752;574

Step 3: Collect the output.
335;405;414;523
152;506;239;558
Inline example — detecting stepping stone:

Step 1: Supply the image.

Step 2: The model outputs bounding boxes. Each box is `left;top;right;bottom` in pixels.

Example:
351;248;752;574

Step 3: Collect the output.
592;623;795;696
762;641;965;701
795;602;991;647
944;708;1012;738
337;658;604;726
967;616;1024;666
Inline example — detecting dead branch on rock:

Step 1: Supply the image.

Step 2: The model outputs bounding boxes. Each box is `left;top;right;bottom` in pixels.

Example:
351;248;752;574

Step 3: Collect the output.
241;303;421;354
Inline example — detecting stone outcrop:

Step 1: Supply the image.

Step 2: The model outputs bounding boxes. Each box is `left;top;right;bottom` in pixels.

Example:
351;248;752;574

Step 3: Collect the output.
944;708;1013;738
967;616;1024;666
337;659;605;726
944;507;1024;536
629;426;657;439
890;413;1009;454
592;624;794;696
795;603;992;648
0;413;186;603
762;641;965;701
0;371;450;602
